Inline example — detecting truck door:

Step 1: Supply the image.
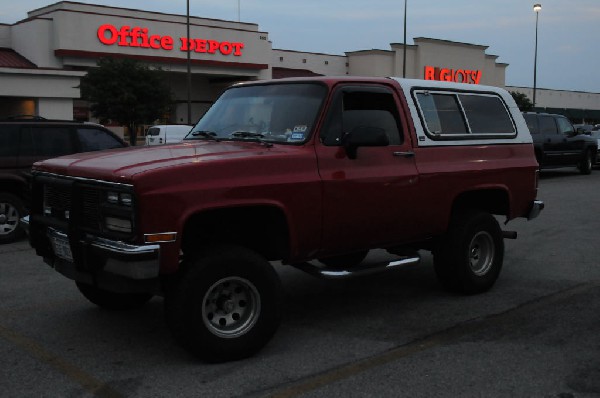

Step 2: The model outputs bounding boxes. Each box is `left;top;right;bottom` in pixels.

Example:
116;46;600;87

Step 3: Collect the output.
555;115;583;163
315;85;421;254
538;115;562;165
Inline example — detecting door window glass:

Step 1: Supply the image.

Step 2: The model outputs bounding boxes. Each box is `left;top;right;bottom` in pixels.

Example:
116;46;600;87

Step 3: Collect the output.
539;116;558;135
26;127;76;157
0;125;19;157
77;128;124;152
458;94;515;134
416;93;467;135
555;117;574;135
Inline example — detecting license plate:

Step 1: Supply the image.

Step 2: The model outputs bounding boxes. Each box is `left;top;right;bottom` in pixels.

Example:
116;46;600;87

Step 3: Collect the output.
50;235;73;262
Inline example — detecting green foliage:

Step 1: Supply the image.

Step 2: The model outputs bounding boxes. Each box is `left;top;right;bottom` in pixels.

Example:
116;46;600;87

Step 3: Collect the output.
80;58;172;142
510;91;533;112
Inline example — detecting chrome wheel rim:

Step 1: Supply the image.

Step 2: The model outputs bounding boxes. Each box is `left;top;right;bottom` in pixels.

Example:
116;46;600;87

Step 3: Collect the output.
469;231;495;276
202;277;261;338
0;202;19;236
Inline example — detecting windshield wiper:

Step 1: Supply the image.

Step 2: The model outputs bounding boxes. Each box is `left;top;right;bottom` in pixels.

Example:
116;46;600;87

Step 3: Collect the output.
230;131;273;147
190;131;220;141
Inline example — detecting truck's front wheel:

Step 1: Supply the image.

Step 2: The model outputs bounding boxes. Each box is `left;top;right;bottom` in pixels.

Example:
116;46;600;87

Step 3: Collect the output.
433;210;504;294
165;245;282;362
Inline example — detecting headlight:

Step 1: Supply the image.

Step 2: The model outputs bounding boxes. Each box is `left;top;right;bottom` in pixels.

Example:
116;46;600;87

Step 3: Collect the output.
105;217;132;233
107;191;132;206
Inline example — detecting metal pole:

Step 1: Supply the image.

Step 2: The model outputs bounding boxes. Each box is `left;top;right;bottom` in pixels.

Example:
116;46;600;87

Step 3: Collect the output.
238;0;240;22
533;4;541;108
403;0;407;78
187;0;192;124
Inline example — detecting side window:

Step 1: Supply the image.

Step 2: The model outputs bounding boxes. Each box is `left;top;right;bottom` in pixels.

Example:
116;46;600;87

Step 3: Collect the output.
523;114;539;134
458;94;515;135
0;125;20;157
555;117;575;135
77;128;124;152
539;116;558;135
30;127;76;157
321;87;403;146
416;93;467;135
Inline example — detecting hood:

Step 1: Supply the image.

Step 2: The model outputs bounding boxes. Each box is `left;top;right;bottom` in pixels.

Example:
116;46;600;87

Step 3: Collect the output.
33;140;288;182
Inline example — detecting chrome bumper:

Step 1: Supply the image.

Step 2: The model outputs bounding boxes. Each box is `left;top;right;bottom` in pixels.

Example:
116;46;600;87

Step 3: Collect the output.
528;200;545;220
46;227;160;280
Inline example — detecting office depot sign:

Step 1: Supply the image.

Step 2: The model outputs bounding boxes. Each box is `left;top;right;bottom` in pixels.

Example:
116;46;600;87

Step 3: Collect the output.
97;24;244;56
424;65;482;84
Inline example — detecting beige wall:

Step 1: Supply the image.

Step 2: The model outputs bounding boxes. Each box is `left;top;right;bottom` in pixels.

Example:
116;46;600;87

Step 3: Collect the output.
508;86;600;111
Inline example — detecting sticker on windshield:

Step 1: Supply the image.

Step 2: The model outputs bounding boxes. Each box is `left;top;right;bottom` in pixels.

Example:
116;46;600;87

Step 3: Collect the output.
290;133;305;141
293;125;308;133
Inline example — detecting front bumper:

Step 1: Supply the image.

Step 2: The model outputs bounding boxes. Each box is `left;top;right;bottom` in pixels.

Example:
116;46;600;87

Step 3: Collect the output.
24;215;161;293
527;200;545;220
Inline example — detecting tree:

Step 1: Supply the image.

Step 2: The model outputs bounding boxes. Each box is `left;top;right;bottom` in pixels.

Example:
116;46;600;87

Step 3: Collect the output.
510;91;534;112
80;58;173;145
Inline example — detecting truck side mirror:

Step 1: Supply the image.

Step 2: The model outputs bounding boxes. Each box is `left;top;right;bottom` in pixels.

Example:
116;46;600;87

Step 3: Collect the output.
343;126;389;159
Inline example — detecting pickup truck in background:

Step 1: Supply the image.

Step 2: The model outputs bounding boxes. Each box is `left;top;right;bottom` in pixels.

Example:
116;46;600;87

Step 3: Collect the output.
523;112;598;174
24;77;544;362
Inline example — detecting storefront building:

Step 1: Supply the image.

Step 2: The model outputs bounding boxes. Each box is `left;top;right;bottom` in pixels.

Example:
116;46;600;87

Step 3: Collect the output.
1;1;599;125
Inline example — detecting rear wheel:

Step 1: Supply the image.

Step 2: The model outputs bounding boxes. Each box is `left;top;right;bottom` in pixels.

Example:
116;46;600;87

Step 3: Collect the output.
578;149;593;175
165;245;282;362
0;193;26;244
434;210;504;294
76;282;153;310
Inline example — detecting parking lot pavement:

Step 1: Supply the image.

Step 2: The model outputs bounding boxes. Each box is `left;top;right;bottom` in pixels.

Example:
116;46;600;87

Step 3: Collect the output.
1;168;600;397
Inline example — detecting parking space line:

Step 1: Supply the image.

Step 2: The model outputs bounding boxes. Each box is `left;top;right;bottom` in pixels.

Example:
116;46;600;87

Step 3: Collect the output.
265;282;598;398
0;324;125;398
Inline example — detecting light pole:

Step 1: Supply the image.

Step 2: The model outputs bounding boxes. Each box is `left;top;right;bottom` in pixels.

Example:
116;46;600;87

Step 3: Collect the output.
186;0;192;125
402;0;407;78
533;3;541;108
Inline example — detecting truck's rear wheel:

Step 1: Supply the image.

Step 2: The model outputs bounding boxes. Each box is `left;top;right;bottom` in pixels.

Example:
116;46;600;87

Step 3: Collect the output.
165;245;282;362
433;210;504;294
578;149;593;175
76;282;153;310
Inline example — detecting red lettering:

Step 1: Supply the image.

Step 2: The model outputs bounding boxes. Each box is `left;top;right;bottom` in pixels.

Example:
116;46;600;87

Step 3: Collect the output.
455;69;466;83
196;39;207;53
118;26;130;46
424;66;435;80
97;24;118;45
220;42;233;55
161;36;173;50
129;27;142;47
207;40;220;54
440;68;452;82
140;28;150;48
149;35;161;49
471;70;482;84
231;42;244;56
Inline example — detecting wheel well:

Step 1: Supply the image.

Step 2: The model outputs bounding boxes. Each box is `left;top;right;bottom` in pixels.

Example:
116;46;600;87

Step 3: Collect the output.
181;206;290;261
451;189;509;218
0;180;28;206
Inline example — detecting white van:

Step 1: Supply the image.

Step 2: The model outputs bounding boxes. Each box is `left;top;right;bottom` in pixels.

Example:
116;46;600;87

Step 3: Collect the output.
145;125;193;145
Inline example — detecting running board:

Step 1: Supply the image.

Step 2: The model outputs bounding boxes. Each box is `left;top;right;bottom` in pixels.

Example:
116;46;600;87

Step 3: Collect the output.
291;254;421;280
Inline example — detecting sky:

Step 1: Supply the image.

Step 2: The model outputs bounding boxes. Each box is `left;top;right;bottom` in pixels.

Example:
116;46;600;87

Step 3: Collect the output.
2;0;599;93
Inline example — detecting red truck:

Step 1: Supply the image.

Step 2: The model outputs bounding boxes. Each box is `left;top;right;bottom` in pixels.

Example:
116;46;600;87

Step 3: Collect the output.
24;77;543;362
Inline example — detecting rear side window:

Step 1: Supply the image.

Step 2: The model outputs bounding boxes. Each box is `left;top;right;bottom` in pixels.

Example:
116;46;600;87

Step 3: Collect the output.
523;114;539;134
77;128;124;152
0;125;19;157
414;90;516;139
20;127;76;157
539;116;558;134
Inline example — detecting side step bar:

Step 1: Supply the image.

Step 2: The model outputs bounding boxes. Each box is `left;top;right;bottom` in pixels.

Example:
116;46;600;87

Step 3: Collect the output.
291;254;420;280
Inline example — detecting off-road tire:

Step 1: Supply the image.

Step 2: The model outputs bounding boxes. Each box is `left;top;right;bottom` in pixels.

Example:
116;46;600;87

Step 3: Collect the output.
165;245;282;363
434;210;504;294
76;282;153;310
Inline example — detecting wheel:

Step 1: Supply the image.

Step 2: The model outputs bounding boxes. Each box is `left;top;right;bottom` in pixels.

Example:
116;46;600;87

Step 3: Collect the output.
578;149;593;175
318;250;369;269
433;210;504;294
165;245;282;363
76;282;153;310
0;193;26;244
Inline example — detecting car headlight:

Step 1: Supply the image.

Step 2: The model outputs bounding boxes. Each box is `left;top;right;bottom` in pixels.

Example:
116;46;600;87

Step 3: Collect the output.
105;216;132;233
107;191;133;206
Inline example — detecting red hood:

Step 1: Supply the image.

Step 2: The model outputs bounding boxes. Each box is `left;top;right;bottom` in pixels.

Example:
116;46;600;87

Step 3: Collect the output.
33;140;290;183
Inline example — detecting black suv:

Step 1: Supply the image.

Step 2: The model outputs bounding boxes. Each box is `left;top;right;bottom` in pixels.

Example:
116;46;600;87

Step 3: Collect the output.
523;112;598;174
0;118;127;243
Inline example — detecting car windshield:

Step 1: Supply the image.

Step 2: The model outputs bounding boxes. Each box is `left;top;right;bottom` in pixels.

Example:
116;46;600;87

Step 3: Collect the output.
187;83;326;144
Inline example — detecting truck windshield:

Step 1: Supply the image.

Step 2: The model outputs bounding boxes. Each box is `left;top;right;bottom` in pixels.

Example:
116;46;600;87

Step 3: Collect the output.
188;83;326;144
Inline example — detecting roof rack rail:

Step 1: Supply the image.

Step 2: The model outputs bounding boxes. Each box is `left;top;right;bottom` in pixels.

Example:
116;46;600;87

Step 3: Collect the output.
0;114;47;121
